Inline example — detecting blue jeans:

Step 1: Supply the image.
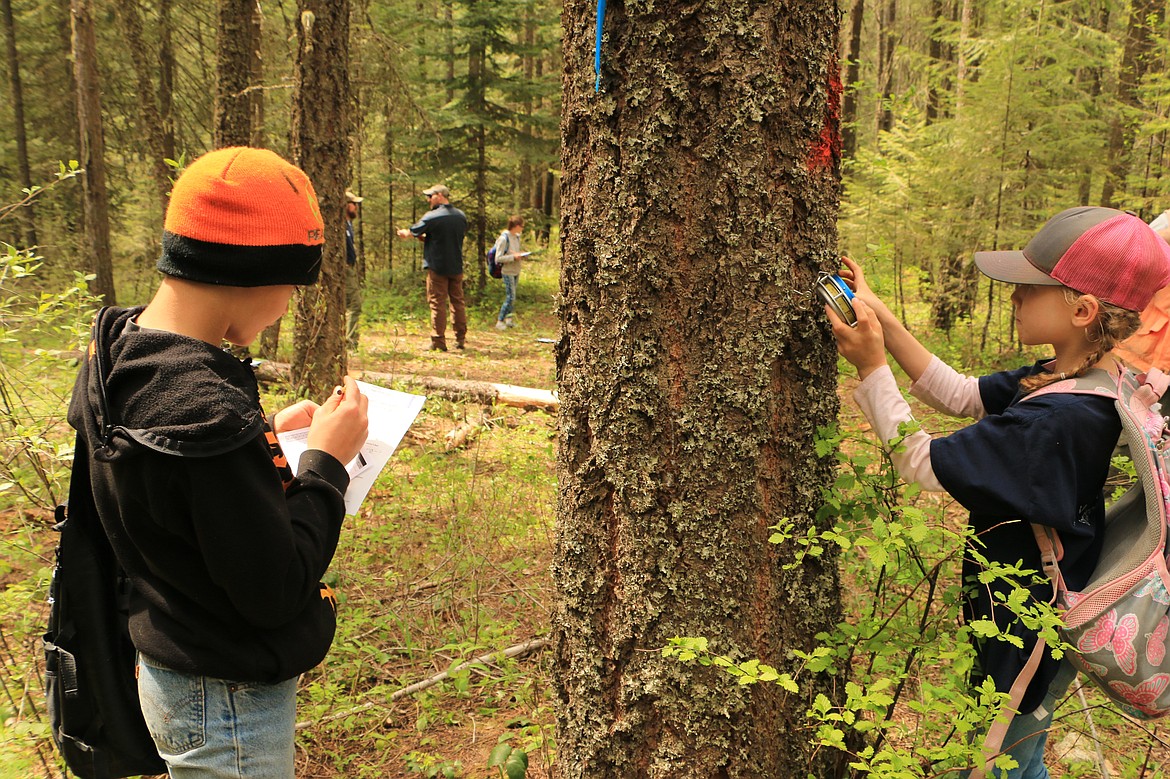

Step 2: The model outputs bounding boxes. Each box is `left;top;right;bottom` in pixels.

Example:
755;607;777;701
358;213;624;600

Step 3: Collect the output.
967;660;1077;778
498;274;517;321
137;653;298;778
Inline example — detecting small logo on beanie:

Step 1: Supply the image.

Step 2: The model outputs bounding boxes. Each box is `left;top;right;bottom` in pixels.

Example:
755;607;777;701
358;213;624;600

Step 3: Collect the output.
308;228;323;242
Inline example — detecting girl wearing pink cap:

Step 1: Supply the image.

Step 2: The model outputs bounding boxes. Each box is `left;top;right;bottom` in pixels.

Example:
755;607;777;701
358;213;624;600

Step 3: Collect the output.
828;207;1170;778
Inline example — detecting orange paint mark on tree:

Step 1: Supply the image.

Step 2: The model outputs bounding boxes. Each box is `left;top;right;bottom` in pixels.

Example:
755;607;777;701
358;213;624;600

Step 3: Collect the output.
807;54;843;171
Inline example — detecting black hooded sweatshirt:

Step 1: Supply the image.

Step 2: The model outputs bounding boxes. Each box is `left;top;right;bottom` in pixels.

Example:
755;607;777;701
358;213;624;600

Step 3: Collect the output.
67;306;350;683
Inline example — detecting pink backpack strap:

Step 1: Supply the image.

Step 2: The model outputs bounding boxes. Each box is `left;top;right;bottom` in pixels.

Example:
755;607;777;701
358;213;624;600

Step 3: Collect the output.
973;524;1064;777
1143;367;1170;398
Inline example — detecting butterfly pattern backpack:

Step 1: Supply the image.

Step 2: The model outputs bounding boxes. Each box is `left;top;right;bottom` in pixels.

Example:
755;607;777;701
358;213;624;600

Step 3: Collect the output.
1028;365;1170;718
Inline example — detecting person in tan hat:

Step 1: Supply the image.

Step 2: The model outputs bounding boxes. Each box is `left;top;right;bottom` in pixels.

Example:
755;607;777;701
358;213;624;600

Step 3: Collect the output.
396;184;469;350
68;147;369;777
345;189;363;350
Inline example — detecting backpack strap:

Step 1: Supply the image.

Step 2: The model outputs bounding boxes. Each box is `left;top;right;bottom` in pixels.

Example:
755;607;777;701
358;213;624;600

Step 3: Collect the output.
976;365;1123;775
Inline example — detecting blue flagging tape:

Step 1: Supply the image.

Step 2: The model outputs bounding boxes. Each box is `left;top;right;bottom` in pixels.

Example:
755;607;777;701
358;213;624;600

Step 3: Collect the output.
594;0;606;92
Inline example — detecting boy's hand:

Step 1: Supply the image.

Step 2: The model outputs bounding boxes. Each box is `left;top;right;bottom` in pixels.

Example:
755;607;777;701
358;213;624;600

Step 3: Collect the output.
306;376;369;466
273;399;319;434
829;298;887;379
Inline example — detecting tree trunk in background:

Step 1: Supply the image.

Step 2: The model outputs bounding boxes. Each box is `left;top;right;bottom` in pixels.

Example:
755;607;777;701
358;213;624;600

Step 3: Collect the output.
555;0;844;775
353;85;366;282
954;0;973;116
1100;0;1161;208
384;101;395;286
290;2;349;399
1;0;36;248
520;12;536;213
444;4;455;105
215;0;259;147
72;0;116;304
1075;3;1109;206
469;27;488;293
925;0;945;124
50;0;82;267
159;0;175;161
931;252;980;331
248;0;265;147
876;0;897;134
841;0;864;158
118;0;172;217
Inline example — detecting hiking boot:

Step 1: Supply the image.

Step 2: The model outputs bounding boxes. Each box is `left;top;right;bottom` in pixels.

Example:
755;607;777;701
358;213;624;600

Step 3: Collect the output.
505;316;516;328
495;320;507;331
429;342;447;352
455;340;466;350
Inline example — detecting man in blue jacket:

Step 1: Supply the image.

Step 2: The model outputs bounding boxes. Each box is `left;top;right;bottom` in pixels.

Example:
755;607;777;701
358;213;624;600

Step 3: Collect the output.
397;184;469;351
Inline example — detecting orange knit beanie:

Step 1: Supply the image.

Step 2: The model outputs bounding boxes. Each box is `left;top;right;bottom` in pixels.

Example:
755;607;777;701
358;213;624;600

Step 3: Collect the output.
158;147;325;287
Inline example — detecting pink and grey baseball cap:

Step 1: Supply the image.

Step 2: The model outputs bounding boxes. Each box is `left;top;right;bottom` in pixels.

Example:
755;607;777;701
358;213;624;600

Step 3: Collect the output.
973;206;1170;312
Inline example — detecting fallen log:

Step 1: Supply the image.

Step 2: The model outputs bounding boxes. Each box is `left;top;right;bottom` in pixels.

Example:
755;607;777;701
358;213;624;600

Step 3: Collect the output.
252;361;558;412
293;636;551;730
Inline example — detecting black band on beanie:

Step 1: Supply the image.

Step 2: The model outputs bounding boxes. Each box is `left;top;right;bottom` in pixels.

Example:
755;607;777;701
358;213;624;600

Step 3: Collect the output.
158;232;323;287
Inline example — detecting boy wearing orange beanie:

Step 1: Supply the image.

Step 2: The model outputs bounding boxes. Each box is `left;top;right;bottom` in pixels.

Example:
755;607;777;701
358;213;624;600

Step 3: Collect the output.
68;147;368;777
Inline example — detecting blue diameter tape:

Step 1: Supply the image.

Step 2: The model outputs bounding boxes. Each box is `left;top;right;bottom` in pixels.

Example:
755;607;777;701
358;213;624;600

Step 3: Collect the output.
594;0;606;92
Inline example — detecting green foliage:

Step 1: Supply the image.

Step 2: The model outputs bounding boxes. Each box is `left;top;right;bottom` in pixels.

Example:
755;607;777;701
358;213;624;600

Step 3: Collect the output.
0;168;96;513
405;750;462;778
488;738;529;779
664;423;1077;777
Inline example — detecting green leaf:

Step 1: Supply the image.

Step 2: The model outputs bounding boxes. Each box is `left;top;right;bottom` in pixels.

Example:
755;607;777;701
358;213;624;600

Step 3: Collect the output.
487;743;512;768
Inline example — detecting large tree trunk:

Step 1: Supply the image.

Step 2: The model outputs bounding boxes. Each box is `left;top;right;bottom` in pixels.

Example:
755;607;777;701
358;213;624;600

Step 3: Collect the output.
1100;0;1161;208
290;2;350;398
72;0;116;304
554;1;844;776
1;0;36;248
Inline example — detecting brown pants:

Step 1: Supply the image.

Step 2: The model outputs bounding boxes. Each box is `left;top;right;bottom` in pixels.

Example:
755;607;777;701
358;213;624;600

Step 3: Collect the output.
426;270;467;348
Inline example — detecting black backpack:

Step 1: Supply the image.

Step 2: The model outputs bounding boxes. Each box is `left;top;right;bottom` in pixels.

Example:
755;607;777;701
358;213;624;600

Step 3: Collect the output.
43;435;165;778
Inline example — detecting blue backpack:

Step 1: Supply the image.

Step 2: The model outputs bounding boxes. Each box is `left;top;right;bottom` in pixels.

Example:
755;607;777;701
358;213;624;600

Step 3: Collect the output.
487;246;502;279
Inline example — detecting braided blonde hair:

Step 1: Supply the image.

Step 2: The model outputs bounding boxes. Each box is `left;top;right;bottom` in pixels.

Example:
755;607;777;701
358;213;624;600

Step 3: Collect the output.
1018;288;1142;393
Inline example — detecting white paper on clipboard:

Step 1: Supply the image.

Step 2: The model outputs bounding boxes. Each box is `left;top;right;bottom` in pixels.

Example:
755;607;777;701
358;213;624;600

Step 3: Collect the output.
277;381;426;515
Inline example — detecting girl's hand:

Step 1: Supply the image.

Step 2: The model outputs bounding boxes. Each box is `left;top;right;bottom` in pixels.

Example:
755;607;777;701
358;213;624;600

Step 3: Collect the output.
273;399;319;434
837;256;882;311
306;376;369;466
829;298;887;379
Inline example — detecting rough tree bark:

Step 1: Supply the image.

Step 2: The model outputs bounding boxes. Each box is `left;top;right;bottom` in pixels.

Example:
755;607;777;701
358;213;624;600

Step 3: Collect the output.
554;1;845;776
290;2;350;398
71;0;116;304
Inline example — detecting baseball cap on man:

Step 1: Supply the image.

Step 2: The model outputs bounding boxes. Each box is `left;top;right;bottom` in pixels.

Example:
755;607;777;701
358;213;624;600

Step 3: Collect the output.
422;184;450;197
973;206;1170;312
346;190;363;204
158;147;325;287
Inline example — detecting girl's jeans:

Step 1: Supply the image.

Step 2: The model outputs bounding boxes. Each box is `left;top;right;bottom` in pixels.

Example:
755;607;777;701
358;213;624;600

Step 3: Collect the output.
966;659;1077;779
498;274;517;321
137;653;298;778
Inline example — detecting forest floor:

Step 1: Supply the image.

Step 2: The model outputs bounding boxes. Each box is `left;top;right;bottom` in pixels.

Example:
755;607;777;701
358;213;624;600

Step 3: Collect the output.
3;263;1170;777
